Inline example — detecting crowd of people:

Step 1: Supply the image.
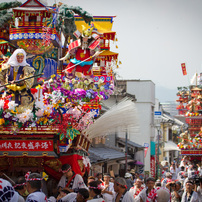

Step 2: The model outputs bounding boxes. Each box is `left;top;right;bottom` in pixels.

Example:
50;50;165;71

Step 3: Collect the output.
0;160;202;202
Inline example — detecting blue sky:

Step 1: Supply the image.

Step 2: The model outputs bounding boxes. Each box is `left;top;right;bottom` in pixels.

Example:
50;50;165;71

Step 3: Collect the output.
3;0;202;102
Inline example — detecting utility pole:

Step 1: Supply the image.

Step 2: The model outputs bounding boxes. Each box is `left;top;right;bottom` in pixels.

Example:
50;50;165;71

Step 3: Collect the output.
154;110;162;180
157;127;160;179
125;129;128;173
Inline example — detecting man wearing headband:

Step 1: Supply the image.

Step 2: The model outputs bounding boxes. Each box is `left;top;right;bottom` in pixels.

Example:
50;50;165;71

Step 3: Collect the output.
181;180;199;202
0;49;35;112
88;180;104;202
25;172;48;202
113;177;134;202
14;176;27;201
57;164;87;193
129;178;145;200
101;173;114;202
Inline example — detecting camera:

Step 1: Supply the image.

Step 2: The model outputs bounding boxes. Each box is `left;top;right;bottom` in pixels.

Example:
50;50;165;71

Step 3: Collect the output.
189;177;201;186
170;182;176;187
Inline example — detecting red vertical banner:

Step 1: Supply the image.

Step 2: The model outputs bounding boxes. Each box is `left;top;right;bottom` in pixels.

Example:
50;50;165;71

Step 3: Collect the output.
150;156;156;178
144;147;148;157
181;63;187;75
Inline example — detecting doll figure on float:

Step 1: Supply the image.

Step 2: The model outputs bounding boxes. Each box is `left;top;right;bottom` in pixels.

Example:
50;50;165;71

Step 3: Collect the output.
0;49;35;113
60;26;101;78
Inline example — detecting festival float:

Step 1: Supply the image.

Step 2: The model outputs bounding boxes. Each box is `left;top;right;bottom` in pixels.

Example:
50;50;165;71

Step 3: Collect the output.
177;76;202;162
0;0;119;181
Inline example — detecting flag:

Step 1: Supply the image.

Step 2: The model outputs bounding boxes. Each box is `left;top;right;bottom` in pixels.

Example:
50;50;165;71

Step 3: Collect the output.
144;147;148;157
190;73;199;85
181;63;187;75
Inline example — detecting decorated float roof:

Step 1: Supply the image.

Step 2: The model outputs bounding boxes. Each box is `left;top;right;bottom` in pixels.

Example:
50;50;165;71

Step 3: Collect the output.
75;16;116;34
16;0;46;8
191;87;202;91
99;50;118;57
97;50;118;61
13;0;48;12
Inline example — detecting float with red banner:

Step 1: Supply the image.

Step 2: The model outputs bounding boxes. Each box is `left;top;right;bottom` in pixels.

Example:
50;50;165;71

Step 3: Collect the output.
176;67;202;162
0;0;120;181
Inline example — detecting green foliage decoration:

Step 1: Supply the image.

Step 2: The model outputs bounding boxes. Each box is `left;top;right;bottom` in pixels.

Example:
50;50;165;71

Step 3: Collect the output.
0;1;22;28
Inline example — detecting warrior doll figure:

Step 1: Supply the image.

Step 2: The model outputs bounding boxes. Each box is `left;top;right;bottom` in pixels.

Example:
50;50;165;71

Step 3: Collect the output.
0;49;35;112
60;26;101;78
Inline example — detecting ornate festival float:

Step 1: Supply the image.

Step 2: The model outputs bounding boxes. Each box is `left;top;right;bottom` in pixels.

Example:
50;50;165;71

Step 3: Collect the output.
176;71;202;162
0;0;119;181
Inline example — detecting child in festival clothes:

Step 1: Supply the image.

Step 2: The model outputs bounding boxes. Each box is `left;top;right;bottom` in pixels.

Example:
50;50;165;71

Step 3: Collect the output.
129;178;145;200
57;164;88;193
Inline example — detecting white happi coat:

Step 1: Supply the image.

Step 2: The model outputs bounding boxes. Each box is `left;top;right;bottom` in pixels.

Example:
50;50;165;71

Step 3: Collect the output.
59;192;77;202
57;174;88;190
181;191;199;202
0;178;19;202
101;182;115;202
113;191;134;202
87;197;105;202
26;191;48;202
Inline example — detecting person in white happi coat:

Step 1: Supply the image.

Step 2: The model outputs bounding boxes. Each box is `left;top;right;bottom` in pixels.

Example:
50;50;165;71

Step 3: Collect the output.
58;164;88;193
113;177;134;202
0;178;20;202
87;180;104;202
25;172;48;202
138;177;156;202
146;187;171;202
58;188;89;202
101;173;115;202
181;180;199;202
129;178;145;200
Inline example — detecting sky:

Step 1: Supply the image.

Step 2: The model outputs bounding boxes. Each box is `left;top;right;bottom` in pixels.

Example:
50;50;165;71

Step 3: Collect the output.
2;0;202;102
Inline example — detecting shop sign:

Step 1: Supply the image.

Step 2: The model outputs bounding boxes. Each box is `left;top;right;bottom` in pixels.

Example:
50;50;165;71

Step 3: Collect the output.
150;156;156;178
0;140;53;151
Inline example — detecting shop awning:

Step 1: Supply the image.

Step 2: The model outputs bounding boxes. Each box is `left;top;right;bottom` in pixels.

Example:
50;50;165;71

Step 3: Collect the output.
88;147;129;164
164;141;180;152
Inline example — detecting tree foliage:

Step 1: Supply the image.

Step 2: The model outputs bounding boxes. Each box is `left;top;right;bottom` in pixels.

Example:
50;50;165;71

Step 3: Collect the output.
57;4;93;55
0;1;22;11
0;1;22;28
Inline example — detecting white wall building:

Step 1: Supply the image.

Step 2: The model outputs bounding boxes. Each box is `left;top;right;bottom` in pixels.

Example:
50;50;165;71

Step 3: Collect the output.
126;80;155;172
103;79;155;173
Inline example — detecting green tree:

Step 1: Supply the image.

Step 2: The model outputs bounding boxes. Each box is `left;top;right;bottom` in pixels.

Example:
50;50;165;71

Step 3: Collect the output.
0;1;22;28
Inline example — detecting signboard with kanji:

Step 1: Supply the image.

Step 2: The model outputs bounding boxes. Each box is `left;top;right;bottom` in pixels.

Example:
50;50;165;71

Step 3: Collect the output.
0;140;53;151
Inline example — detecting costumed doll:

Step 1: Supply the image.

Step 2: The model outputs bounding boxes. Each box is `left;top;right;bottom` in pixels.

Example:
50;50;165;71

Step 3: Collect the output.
60;26;101;77
0;49;35;113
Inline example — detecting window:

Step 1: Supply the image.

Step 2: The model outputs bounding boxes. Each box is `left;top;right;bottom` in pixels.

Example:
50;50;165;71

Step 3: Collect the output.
168;128;172;141
29;16;37;23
